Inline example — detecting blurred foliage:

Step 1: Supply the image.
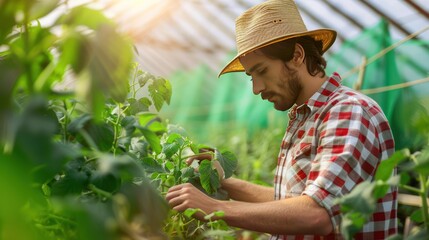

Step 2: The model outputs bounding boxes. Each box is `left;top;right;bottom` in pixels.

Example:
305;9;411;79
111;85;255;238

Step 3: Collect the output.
0;1;239;240
336;110;429;239
332;21;429;239
4;1;428;240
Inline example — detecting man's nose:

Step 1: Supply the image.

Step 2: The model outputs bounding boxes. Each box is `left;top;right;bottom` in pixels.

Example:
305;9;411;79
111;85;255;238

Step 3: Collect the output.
252;78;265;95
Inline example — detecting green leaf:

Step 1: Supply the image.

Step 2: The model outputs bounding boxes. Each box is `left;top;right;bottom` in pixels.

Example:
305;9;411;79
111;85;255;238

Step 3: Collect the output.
137;112;158;126
51;160;90;196
141;157;165;174
87;24;132;103
58;31;89;74
137;127;162;154
199;160;221;194
183;208;198;218
375;149;410;181
67;114;92;133
86;121;115;152
181;167;195;182
128;97;150;115
97;154;144;182
130;139;149;157
214;150;238;179
335;181;376;214
413;147;429;175
148;84;164;112
13;97;73;183
90;171;121;193
399;172;411;186
204;212;217;221
137;112;166;133
0;56;21;110
73;22;132;118
164;161;174;171
161;77;172;104
148;77;172;111
121;115;136;136
67;115;114;151
372;181;390;199
136;69;154;88
57;5;113;30
0;1;20;44
410;209;425;223
32;142;80;184
162;142;180;159
29;0;59;21
166;133;184;144
213;211;225;217
340;212;368;240
118;182;168;233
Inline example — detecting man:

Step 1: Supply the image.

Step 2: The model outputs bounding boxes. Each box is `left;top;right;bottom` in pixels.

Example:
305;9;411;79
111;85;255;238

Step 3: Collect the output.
166;0;397;239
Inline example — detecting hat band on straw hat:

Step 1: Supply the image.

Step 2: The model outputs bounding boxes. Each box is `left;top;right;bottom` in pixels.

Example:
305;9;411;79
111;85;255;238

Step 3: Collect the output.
218;0;337;77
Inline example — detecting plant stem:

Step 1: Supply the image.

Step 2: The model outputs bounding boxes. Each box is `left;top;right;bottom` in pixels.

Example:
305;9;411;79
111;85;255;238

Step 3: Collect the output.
419;173;429;230
23;5;33;94
78;129;99;151
132;65;138;99
62;100;69;143
398;184;421;194
112;102;122;155
176;148;184;183
409;153;429;229
89;184;112;199
47;213;76;225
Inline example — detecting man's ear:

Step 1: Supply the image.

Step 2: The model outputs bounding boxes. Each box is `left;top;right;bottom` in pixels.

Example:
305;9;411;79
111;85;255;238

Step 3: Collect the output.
293;43;305;65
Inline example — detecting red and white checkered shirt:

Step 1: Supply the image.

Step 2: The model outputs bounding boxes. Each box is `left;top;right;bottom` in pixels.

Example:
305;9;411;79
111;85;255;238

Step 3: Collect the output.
271;73;397;240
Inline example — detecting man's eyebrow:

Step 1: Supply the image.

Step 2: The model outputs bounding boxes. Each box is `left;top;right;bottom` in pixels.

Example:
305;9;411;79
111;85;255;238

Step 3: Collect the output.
245;63;263;76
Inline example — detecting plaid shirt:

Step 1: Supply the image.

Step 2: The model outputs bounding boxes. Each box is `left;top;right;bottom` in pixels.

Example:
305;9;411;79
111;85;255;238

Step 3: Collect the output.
271;73;397;240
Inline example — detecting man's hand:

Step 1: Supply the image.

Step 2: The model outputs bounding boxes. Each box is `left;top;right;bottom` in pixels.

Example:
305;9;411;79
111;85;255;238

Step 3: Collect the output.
166;183;222;221
186;148;225;181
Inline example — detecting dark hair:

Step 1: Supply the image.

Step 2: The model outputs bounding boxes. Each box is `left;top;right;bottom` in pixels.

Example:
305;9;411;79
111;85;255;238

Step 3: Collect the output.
260;36;327;77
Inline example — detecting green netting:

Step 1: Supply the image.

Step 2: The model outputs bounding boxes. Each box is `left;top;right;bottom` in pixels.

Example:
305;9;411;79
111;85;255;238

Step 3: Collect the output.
327;19;429;149
160;54;286;143
161;19;429;148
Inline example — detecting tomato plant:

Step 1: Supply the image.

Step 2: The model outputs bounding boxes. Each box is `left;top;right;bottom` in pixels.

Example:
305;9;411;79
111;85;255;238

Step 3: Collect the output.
0;1;239;239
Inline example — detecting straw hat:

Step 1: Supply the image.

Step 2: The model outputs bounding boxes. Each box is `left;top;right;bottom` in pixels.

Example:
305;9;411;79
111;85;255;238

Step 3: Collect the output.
218;0;337;77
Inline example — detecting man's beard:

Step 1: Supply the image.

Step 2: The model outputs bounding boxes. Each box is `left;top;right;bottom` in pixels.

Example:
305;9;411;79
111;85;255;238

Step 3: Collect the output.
275;68;302;111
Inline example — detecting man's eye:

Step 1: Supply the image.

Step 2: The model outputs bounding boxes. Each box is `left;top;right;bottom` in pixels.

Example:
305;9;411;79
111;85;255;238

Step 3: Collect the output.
257;68;267;75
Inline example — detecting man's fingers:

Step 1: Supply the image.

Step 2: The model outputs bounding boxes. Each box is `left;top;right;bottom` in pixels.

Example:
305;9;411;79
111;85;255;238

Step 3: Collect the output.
185;152;213;166
185;157;196;165
212;160;225;180
166;183;198;210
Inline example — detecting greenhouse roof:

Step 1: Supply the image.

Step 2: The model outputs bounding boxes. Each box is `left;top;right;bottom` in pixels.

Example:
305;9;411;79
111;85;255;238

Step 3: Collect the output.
74;0;429;78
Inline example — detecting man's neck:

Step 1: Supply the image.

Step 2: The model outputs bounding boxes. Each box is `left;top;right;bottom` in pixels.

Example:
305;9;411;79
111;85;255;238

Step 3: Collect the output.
296;72;329;106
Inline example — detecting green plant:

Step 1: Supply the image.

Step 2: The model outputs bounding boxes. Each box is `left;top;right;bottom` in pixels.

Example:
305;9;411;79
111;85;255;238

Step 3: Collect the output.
335;108;429;239
0;1;239;239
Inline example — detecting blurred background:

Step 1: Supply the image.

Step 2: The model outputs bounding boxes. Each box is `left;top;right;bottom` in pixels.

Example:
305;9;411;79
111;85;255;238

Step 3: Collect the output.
52;0;429;152
1;2;428;238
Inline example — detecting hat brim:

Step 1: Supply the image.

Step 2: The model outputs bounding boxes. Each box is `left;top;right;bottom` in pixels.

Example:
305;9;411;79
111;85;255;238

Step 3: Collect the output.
218;29;337;77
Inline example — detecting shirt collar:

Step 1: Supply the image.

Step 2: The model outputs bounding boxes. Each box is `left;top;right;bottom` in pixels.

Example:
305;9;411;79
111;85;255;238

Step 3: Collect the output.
306;72;342;111
288;72;342;120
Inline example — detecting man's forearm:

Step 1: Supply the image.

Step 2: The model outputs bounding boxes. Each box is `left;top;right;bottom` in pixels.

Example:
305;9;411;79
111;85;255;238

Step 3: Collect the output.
221;177;274;202
219;195;333;236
